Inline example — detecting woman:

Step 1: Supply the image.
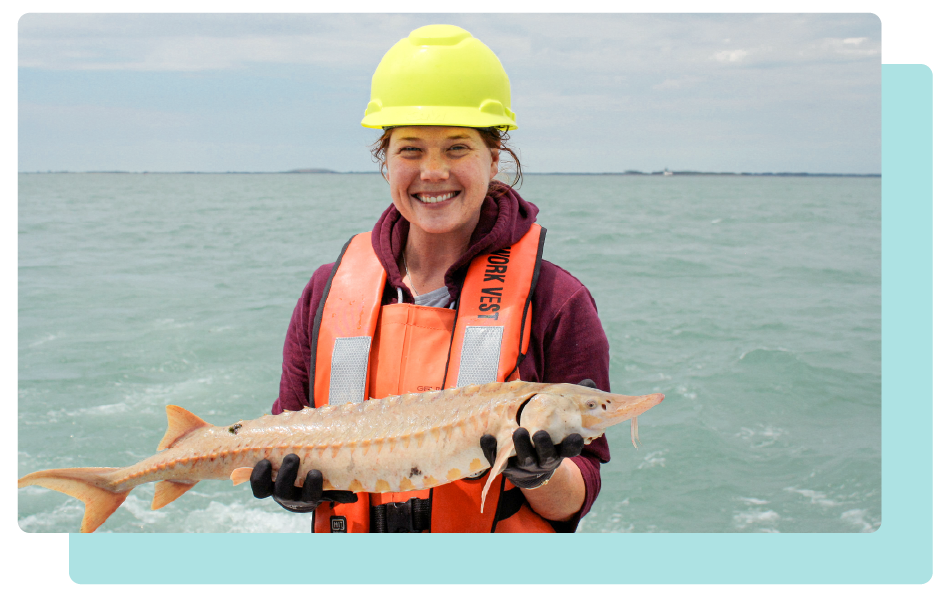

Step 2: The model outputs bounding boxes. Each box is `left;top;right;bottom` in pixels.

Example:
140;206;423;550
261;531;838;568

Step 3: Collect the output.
250;24;611;533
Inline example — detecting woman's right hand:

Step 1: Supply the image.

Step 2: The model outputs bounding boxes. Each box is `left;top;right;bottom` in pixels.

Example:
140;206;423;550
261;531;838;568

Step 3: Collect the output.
250;454;358;513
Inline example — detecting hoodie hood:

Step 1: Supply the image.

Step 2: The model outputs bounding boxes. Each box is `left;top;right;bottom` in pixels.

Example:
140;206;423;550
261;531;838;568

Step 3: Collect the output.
371;183;539;301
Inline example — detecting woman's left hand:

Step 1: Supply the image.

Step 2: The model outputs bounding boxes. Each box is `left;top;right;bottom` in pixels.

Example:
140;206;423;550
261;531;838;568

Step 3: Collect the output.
480;428;584;489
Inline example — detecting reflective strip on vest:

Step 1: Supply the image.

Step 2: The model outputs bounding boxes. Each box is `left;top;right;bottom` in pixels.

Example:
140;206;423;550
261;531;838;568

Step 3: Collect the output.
455;326;504;387
310;232;386;408
328;336;372;405
443;224;544;388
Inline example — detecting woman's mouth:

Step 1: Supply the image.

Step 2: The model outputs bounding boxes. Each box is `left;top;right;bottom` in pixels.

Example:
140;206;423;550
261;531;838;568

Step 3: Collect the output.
413;191;460;204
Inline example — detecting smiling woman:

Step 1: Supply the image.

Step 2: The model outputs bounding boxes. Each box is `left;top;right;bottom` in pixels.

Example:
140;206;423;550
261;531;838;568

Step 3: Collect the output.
246;24;614;533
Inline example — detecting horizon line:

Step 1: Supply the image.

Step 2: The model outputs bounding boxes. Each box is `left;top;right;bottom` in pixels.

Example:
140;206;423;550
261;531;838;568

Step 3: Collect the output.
18;170;883;177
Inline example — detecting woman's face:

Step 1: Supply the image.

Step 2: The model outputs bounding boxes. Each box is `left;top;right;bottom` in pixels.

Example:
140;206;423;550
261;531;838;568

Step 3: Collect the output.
385;126;500;238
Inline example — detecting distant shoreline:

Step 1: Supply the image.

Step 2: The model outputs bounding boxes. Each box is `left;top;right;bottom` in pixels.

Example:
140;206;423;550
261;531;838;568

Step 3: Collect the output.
18;170;882;177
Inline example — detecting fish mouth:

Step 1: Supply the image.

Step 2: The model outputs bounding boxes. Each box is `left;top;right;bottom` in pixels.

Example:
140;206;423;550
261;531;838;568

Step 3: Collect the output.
413;191;460;204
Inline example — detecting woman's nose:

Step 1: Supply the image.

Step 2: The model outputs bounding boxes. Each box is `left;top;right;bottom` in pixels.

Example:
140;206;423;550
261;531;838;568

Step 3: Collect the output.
420;152;450;180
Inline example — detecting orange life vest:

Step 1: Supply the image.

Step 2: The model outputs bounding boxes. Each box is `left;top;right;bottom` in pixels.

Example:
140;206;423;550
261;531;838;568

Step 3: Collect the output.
308;224;554;532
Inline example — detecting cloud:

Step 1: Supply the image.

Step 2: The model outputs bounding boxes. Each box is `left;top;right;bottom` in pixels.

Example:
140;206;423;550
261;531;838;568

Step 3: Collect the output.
828;37;880;58
714;49;750;63
651;76;704;91
19;13;882;73
18;14;405;71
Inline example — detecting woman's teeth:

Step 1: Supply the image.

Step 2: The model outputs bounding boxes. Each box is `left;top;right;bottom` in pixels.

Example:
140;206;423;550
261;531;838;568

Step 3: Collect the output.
414;191;458;204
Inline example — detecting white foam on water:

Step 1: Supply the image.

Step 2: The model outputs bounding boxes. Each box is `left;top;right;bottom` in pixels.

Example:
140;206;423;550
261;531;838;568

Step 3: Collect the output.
737;496;770;505
19;486;53;497
732;508;781;531
675;384;698;400
736;424;786;448
738;346;790;360
35;375;218;426
636;449;668;469
152;318;194;330
28;333;59;348
73;402;130;416
120;493;169;525
178;501;309;533
19;499;84;532
120;376;216;407
840;508;879;533
601;510;636;533
785;487;840;507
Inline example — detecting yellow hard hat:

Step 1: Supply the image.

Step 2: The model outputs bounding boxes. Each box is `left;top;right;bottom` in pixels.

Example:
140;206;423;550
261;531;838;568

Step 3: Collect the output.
361;24;517;130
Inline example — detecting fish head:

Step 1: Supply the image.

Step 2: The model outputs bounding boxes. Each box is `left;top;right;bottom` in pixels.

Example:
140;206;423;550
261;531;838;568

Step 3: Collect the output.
518;383;664;444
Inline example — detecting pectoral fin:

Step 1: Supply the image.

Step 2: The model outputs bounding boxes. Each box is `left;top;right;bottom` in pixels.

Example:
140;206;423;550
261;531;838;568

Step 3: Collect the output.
480;431;516;513
230;467;254;486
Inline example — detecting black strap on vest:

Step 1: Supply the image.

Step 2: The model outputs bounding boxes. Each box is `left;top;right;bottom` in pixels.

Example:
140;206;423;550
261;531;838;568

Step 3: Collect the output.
370;496;432;532
505;225;547;381
490;477;532;533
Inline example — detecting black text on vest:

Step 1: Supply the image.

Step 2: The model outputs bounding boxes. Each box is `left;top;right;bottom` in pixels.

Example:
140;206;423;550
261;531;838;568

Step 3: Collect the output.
479;248;510;320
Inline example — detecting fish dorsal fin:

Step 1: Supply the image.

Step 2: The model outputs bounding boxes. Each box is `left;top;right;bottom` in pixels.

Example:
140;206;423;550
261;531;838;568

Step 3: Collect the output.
157;405;211;451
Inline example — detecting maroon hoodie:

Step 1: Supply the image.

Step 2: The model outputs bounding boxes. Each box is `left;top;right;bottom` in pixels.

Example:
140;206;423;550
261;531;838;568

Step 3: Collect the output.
273;183;612;532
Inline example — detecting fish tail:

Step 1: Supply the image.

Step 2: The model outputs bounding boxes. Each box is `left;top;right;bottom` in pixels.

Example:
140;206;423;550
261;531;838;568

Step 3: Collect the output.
18;467;130;533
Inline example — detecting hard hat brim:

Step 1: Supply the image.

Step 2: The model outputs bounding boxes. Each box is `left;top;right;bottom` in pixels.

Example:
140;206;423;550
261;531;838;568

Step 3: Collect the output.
361;105;517;131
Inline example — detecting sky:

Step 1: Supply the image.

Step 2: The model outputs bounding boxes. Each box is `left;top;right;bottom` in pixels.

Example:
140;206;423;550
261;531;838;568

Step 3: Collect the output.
17;13;882;174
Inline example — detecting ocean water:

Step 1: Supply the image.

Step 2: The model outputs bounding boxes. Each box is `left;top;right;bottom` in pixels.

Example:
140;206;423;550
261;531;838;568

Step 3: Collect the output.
17;173;881;533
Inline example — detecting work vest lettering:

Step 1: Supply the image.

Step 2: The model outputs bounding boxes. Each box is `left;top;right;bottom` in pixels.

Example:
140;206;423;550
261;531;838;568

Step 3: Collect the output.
479;287;503;313
487;249;511;264
309;224;551;532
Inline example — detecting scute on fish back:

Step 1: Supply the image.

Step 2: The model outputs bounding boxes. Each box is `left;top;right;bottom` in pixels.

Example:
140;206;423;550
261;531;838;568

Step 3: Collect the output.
17;380;663;532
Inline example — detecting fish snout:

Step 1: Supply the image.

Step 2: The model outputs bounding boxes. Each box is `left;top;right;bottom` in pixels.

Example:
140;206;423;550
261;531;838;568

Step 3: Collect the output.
581;392;664;431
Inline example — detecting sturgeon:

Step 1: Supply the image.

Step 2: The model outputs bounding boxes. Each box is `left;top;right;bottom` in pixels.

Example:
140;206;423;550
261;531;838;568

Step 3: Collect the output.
18;380;663;533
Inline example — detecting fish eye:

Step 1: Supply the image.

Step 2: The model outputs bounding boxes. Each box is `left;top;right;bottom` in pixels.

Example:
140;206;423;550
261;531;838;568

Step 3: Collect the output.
585;399;598;410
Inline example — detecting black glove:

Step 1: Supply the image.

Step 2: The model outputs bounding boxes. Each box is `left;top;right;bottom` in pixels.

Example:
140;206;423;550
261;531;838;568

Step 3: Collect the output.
577;378;598;390
481;429;584;489
250;454;358;513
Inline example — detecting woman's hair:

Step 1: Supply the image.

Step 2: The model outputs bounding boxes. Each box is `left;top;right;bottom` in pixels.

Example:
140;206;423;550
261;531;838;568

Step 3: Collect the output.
370;127;522;189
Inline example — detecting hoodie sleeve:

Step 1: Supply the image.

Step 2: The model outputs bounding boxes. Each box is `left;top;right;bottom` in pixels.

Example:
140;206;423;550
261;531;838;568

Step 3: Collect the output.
272;264;334;415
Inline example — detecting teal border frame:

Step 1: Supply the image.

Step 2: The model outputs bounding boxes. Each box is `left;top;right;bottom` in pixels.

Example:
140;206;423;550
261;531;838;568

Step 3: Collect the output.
65;64;933;584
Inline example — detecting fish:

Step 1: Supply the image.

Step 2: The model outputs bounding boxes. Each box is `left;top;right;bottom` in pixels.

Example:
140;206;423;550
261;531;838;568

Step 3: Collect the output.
17;380;663;532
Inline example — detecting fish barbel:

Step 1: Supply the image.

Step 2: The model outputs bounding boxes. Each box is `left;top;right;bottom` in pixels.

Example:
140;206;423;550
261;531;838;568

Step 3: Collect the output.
18;380;663;532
